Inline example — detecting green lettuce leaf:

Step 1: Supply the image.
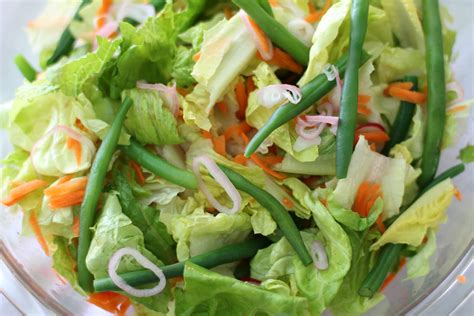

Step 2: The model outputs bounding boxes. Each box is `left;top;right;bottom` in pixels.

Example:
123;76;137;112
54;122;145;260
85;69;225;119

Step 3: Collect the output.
52;236;85;295
0;149;30;194
458;144;474;163
443;100;473;149
375;47;425;84
328;198;383;232
122;88;183;145
38;189;74;239
175;262;309;316
406;228;437;280
370;178;455;251
274;152;336;176
399;106;424;160
333;137;408;219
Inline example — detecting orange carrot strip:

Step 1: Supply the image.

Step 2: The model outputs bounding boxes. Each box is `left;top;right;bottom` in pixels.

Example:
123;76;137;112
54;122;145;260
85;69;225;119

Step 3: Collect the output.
201;130;213;139
66;137;82;165
235;80;248;119
29;212;49;256
49;190;85;209
384;82;414;95
44;177;88;197
258;47;304;74
224;122;252;140
447;105;467;114
282;198;294;208
358;131;390;143
88;292;131;316
375;215;386;233
1;180;48;206
305;0;331;23
353;181;370;216
192;52;201;62
454;188;463;201
380;273;396;291
72;216;80;237
246;16;272;56
358;104;372;116
224;6;234;19
96;0;113;30
57;175;73;185
457;275;466;284
216;101;228;113
388;87;427;104
176;87;189;97
233;154;248;165
246;76;256;94
260;155;284;165
250;154;287;180
212;135;227;156
358;94;371;105
129;160;146;186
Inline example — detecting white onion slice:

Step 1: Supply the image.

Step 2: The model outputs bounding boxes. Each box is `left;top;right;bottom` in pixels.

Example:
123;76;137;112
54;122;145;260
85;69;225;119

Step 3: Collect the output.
322;64;338;82
446;80;464;105
30;125;96;172
304;115;339;126
257;84;302;108
137;81;180;116
295;117;326;140
192;155;242;215
287;19;314;47
239;11;274;61
311;240;329;270
108;247;166;297
256;138;274;155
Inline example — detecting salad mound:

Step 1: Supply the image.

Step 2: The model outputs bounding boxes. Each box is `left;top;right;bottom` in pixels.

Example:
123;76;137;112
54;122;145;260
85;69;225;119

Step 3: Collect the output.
1;0;473;315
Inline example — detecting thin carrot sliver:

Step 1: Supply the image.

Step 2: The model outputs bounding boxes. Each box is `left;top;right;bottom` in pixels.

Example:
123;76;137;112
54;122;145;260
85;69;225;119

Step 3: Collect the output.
1;180;48;206
358;94;371;105
457;275;466;284
358;104;372;116
72;216;80;237
454;188;463;201
260;155;284;165
44;177;88;197
259;47;303;74
246;76;256;94
216;101;228;113
224;122;252;140
380;273;396;291
447;105;467;114
96;0;113;30
388;87;427;104
49;190;85;209
305;0;331;23
57;175;73;185
246;16;272;56
212;135;227;156
269;0;279;6
129;160;145;186
250;154;287;180
282;198;294;208
29;212;49;256
192;52;201;62
358;131;390;143
88;292;131;316
384;82;414;95
235;80;248;119
201;130;213;139
66;137;82;165
233;154;248;165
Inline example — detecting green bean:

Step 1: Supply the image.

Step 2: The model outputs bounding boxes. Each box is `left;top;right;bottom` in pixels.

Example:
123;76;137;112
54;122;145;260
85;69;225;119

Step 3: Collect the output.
418;0;446;188
47;0;92;65
335;0;370;179
381;76;418;156
93;237;271;292
78;97;133;292
359;163;465;297
218;164;313;266
232;0;309;65
257;0;274;16
120;140;197;189
150;0;166;11
244;51;371;157
14;54;37;82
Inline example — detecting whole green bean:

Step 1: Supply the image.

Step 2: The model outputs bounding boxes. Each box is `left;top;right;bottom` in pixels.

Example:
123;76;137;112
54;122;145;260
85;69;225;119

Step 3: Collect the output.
119;140;197;189
418;0;446;188
78;97;133;292
257;0;274;16
232;0;309;65
14;54;37;82
244;51;371;157
93;237;271;292
218;164;313;266
47;0;92;65
335;0;369;179
381;76;419;156
359;163;465;297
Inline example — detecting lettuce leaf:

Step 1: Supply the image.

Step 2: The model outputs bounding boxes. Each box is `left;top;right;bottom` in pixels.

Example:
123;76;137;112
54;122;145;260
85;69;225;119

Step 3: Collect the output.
175;262;309;316
458;144;474;163
122;88;183;145
328;198;383;232
375;47;425;84
274;152;336;176
182;84;212;131
52;236;86;295
38;191;74;239
406;228;436;280
370;179;455;251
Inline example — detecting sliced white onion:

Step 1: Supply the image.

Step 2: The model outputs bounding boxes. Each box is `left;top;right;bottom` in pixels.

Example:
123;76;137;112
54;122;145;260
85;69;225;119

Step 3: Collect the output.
30;125;96;172
311;240;329;270
239;11;274;61
256;138;274;155
96;21;119;39
257;84;302;108
295;117;326;140
108;247;166;297
116;3;156;23
137;81;180;116
192;155;241;215
287;19;314;47
446;80;464;105
304;115;339;126
318;102;335;116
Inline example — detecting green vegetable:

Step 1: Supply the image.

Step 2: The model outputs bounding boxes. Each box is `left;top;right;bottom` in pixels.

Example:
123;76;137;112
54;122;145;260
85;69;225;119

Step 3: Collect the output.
77;97;133;292
218;164;313;266
232;0;310;66
458;144;474;163
406;229;436;280
120;140;197;189
335;0;370;179
93;237;271;292
382;76;418;155
113;169;176;264
14;54;37;82
418;0;446;188
46;0;92;65
419;163;464;195
245;51;371;157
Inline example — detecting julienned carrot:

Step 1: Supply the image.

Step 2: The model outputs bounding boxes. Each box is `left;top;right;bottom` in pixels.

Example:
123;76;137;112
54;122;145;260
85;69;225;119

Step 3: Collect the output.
282;198;293;208
244;15;272;57
66;137;82;165
387;87;427;104
1;179;48;206
260;155;284;165
353;181;382;217
72;216;80;237
44;177;88;197
358;94;371;105
49;190;86;209
384;82;414;95
88;292;131;316
96;0;113;30
258;47;304;74
216;101;228;113
358;104;371;116
58;175;73;185
246;76;256;94
357;131;390;143
201;130;213;139
129;160;146;185
305;0;331;23
192;52;201;62
380;258;406;291
235;80;248;119
212;135;227;156
233;154;248;165
447;105;467;114
29;212;50;256
224;122;252;140
454;187;463;201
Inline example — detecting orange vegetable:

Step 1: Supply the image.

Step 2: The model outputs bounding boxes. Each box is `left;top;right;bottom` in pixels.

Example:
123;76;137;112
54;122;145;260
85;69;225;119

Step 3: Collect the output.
201;130;213;139
269;0;279;6
353;181;383;218
96;0;113;30
216;101;228;113
357;130;390;143
258;47;303;74
129;160;146;185
29;212;50;256
224;122;252;140
454;187;463;201
447;105;467;114
66;137;82;165
72;216;80;237
358;104;372;116
387;86;427;104
233;154;248;165
192;52;201;62
282;198;294;208
235;80;248;119
212;135;227;156
57;175;73;185
45;177;88;197
305;0;331;23
260;155;284;165
457;275;466;284
49;190;85;209
358;94;371;105
1;179;48;207
384;82;414;95
244;15;272;57
246;76;256;94
381;258;406;291
224;6;234;19
88;292;131;316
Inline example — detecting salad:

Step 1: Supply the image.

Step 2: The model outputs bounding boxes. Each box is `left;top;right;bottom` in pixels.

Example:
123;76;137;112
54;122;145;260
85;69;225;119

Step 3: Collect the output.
1;0;473;315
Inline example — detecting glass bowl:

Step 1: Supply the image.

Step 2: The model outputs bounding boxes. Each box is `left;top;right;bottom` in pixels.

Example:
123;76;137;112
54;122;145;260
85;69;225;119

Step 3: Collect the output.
0;0;472;315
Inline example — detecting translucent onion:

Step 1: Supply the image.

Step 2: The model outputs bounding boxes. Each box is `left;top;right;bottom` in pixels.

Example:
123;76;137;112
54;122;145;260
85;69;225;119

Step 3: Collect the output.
192;155;242;215
287;19;314;47
108;247;166;297
257;84;302;108
96;21;119;39
311;240;329;270
446;80;464;105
